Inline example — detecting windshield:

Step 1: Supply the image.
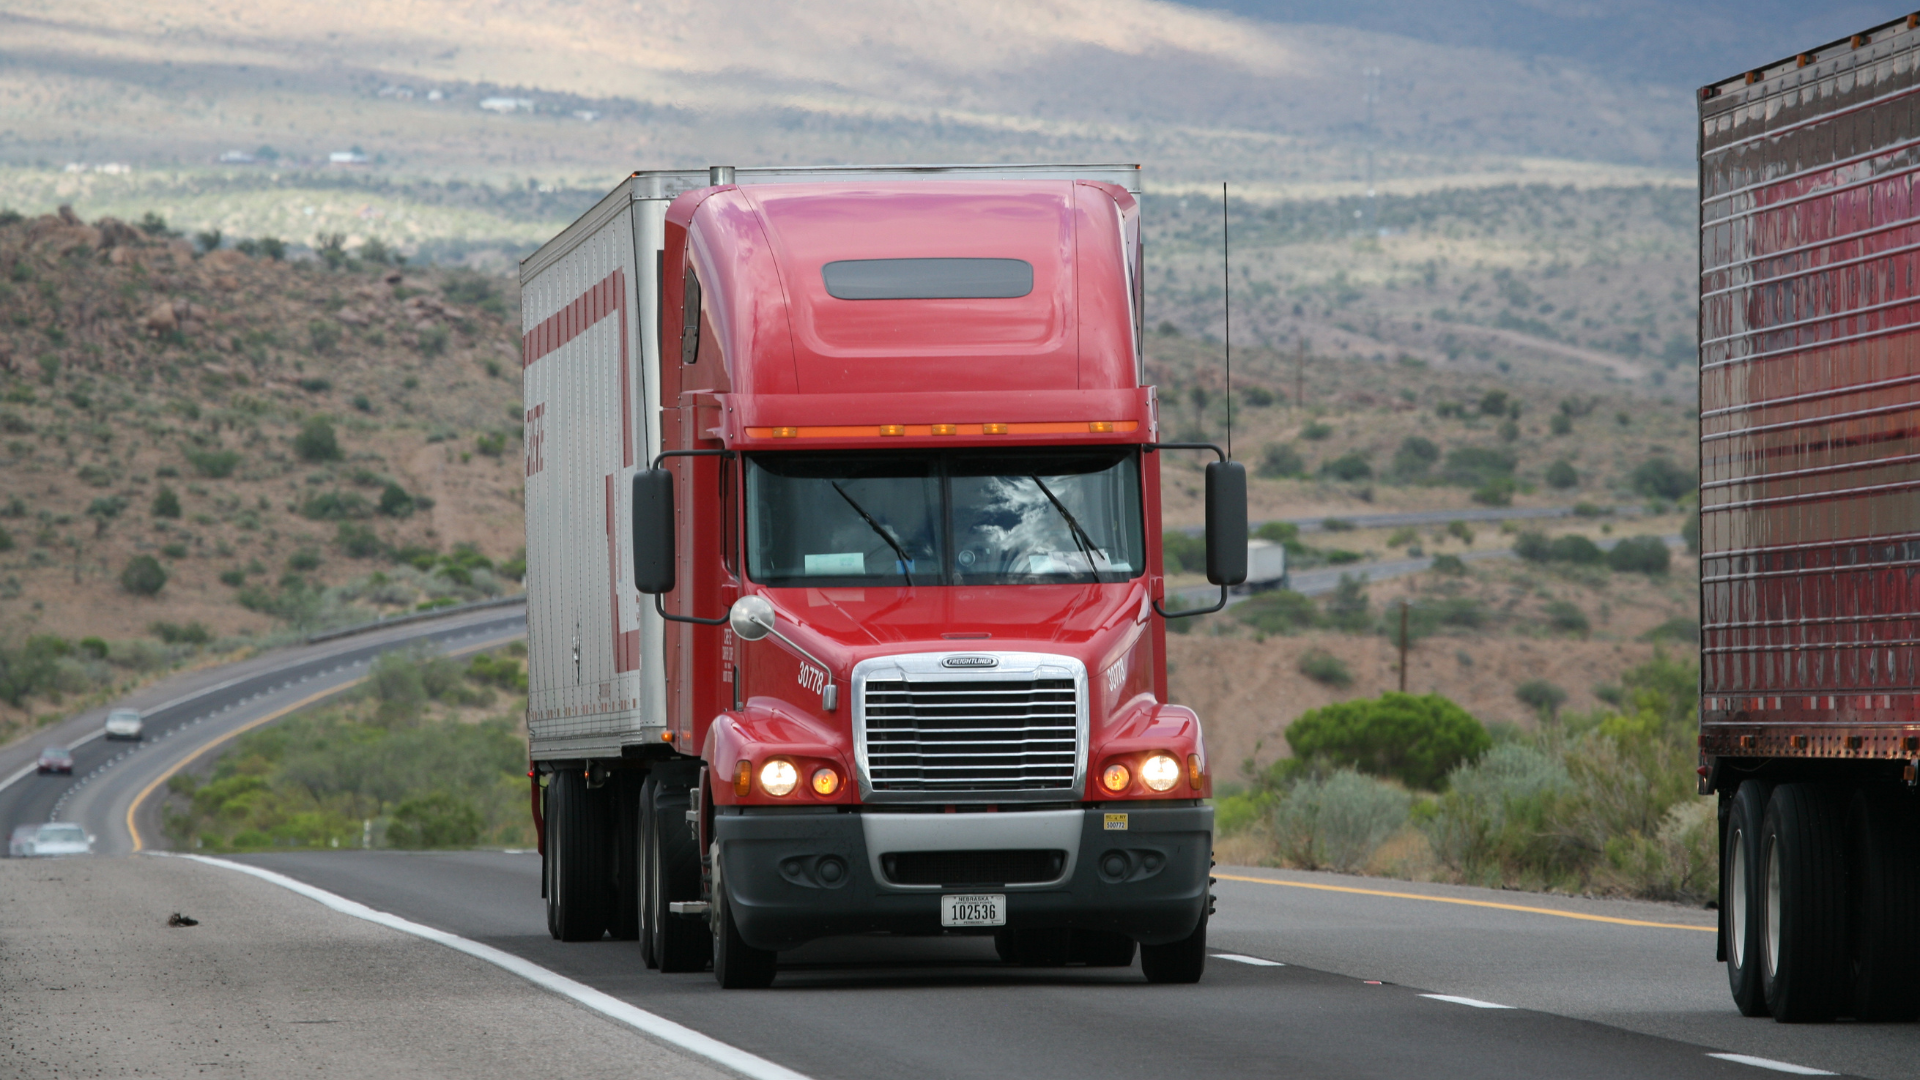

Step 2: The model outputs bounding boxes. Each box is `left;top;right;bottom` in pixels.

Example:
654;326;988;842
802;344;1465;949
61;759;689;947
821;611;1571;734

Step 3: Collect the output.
746;448;1143;587
38;825;85;843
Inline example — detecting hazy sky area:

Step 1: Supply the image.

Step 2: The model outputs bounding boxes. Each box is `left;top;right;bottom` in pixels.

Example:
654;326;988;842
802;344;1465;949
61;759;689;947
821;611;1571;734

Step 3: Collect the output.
1176;0;1888;89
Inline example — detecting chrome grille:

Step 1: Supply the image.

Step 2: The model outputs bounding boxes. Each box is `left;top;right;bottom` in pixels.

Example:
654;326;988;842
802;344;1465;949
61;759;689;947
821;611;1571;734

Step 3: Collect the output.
862;676;1080;792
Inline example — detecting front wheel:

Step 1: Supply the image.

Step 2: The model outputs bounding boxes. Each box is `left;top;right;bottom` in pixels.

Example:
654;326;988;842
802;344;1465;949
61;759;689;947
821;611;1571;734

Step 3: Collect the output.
1140;910;1207;984
712;883;776;989
648;784;711;973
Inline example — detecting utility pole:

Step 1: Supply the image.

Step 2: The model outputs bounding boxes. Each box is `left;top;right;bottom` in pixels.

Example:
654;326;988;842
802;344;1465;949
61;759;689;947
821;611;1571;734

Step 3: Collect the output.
1363;67;1382;236
1397;599;1410;693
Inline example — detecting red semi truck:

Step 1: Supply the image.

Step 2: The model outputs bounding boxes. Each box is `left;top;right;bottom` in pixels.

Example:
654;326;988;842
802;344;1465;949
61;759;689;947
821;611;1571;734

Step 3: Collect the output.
519;164;1244;988
1699;17;1920;1022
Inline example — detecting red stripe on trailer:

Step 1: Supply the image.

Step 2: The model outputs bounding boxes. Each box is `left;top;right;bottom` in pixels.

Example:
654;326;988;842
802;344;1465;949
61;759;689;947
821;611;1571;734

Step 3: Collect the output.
605;473;636;673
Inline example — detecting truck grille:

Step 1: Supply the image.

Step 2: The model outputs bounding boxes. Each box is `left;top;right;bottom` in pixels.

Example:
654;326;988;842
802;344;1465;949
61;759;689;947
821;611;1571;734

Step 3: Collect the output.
862;677;1079;792
882;849;1067;886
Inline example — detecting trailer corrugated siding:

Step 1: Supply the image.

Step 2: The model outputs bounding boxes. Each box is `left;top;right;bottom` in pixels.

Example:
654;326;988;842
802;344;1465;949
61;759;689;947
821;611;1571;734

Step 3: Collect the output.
1699;19;1920;760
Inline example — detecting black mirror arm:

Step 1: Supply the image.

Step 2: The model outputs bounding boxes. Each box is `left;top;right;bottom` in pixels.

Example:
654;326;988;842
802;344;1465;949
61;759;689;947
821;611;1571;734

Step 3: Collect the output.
1144;441;1226;462
650;448;735;626
1153;586;1226;620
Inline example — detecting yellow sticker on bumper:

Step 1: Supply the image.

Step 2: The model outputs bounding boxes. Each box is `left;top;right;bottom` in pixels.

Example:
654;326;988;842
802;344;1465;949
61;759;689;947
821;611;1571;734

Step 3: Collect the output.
1104;813;1128;831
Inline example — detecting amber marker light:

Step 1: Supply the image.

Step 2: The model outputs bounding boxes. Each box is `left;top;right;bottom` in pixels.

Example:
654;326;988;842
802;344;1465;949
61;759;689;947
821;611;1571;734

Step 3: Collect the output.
879;424;906;437
1087;421;1114;433
811;767;841;796
734;759;752;797
930;423;958;436
1141;753;1180;792
1101;763;1132;793
760;758;799;797
982;423;1009;435
770;426;798;438
1188;753;1204;790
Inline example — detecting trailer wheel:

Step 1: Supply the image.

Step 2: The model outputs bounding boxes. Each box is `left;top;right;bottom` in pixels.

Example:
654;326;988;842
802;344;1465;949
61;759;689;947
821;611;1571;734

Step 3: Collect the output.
1845;789;1920;1020
1761;784;1847;1022
543;781;561;940
712;881;776;989
549;769;614;942
637;777;658;969
1069;929;1137;968
649;784;712;973
1724;780;1770;1016
1140;910;1207;984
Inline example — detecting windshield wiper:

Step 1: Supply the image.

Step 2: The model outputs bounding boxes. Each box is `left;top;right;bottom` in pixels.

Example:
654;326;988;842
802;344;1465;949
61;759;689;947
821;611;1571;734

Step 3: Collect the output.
830;482;915;586
1030;476;1102;579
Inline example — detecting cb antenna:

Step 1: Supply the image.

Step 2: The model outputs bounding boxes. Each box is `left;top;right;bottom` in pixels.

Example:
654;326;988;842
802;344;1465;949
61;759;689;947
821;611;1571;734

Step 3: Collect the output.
1223;181;1232;461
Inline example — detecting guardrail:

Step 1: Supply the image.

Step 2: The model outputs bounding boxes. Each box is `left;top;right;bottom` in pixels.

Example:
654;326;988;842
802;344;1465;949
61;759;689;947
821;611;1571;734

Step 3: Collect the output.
305;594;528;645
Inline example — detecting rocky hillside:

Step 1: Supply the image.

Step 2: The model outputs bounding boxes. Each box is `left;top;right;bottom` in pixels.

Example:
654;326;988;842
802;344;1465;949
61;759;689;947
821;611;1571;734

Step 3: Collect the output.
0;207;525;729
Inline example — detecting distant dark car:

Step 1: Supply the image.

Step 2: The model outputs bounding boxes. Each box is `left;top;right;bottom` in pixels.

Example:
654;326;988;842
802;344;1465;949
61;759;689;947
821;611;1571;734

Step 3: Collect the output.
35;747;73;775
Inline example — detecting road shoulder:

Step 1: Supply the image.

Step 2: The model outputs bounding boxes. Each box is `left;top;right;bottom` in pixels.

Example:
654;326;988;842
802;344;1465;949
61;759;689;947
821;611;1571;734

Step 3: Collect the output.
0;854;729;1080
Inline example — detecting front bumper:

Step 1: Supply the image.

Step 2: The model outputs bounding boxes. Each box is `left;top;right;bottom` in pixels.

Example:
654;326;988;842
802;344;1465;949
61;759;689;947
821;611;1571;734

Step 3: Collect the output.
713;803;1212;952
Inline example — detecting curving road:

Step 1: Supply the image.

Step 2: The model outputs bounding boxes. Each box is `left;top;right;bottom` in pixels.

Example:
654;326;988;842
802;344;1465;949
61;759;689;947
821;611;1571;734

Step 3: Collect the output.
7;599;1916;1080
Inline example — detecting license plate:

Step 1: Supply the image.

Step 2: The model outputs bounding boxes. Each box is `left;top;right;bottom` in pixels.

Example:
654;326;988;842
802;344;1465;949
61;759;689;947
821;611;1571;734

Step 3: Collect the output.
941;893;1006;927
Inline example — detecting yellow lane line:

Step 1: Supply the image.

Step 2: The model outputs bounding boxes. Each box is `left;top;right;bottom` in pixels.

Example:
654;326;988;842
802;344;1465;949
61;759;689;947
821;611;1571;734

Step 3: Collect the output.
127;633;525;852
1212;872;1717;933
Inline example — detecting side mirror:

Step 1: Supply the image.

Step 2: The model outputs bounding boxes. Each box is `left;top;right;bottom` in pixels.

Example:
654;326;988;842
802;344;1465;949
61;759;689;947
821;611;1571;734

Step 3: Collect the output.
1204;460;1248;586
729;594;776;641
632;469;675;594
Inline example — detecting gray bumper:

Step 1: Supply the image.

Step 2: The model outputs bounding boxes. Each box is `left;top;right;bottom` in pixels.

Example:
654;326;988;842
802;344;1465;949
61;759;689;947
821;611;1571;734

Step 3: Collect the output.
713;804;1212;952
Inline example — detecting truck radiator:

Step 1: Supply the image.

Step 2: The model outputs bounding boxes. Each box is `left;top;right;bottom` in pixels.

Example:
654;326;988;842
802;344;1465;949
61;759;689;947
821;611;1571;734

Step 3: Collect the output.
881;849;1067;886
862;678;1079;792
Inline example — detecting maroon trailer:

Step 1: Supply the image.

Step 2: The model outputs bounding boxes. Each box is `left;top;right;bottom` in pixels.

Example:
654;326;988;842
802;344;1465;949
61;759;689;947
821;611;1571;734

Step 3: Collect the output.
1699;14;1920;1023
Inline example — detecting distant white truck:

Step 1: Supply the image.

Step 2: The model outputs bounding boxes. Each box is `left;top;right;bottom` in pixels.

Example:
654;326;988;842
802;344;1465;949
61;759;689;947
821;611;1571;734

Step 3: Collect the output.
1241;539;1287;593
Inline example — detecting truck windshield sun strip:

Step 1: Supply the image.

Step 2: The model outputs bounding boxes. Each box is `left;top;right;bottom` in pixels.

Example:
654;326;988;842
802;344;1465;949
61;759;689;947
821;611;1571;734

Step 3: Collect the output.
822;258;1033;300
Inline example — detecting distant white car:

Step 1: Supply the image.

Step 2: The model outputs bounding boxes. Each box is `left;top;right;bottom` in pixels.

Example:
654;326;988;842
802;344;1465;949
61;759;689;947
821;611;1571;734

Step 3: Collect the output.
104;708;144;741
9;823;93;858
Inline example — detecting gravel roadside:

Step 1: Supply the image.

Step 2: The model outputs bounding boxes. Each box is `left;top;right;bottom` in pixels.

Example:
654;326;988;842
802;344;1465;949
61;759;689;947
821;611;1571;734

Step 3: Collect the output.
0;854;731;1079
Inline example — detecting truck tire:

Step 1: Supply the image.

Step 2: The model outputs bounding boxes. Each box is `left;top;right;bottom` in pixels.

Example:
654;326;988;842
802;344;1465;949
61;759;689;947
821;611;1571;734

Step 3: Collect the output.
549;769;614;942
1724;780;1770;1016
1069;929;1137;968
1845;789;1920;1020
543;781;561;940
1140;910;1207;984
637;778;658;969
611;776;640;941
713;881;777;989
1761;784;1847;1022
649;785;711;973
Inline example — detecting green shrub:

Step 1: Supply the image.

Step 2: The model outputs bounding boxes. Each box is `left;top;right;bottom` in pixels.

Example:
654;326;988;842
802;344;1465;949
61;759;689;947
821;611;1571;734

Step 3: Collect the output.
160;542;189;559
378;482;415;517
77;636;108;659
1297;648;1352;687
1425;742;1572;879
336;522;384;559
1319;453;1373;482
1258;442;1305;478
1391;437;1440;479
151;485;181;519
1301;420;1332;441
294;416;341;462
1271;770;1411;872
1544;600;1590;636
1629;457;1693;500
467;652;529;692
1285;692;1491;790
1641;617;1698;644
219;568;246;587
1608;536;1671;574
1400;596;1489;638
0;635;72;705
308;320;341;354
0;526;12;553
1163;530;1205;575
120;555;168;596
1323;573;1371;631
1549;412;1573;436
1430;553;1467;575
297;377;333;394
1681;513;1700;555
386;791;483;849
287;548;322;572
149;620;212;645
186;448;241;478
1545;459;1578;489
417;324;450;357
1516;678;1569;717
1234;590;1319;635
1442;446;1516;487
1547;534;1604;565
1472;477;1516;506
1446;520;1474;544
301;491;373;520
475;432;507;458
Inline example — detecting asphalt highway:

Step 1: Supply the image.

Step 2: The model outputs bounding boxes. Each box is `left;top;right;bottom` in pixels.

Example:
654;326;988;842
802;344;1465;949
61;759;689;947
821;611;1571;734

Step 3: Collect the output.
0;602;527;855
10;601;1917;1079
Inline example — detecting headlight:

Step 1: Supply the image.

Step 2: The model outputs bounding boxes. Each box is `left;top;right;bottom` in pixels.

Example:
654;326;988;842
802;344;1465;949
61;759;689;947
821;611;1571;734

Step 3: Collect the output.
759;758;798;797
811;767;841;796
1101;763;1131;792
1141;754;1181;792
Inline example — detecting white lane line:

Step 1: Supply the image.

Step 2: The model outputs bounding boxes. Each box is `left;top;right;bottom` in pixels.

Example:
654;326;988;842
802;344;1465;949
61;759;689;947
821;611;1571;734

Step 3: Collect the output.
1419;994;1515;1010
1707;1053;1836;1075
1213;953;1284;967
171;856;812;1080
